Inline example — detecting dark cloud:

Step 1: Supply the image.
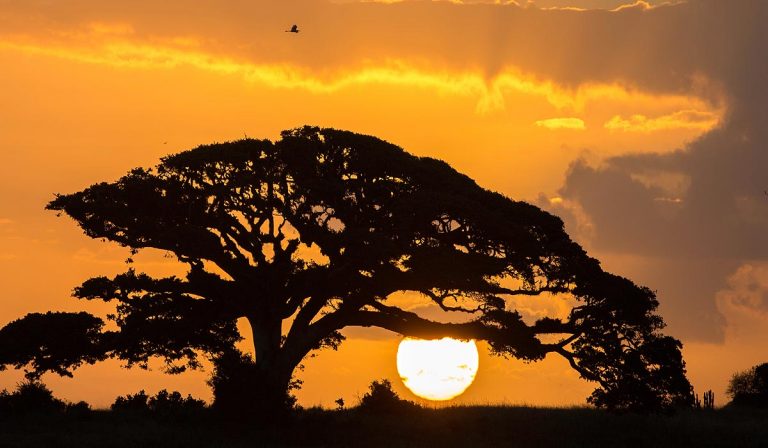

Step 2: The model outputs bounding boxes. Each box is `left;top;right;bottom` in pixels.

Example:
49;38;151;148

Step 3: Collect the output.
0;1;754;94
547;1;768;341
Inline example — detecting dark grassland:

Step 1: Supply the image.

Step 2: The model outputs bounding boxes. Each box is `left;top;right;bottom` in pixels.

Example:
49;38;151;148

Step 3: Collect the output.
1;406;767;448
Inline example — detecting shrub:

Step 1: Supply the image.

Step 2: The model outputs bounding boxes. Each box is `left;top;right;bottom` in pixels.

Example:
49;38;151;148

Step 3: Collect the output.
112;389;206;414
65;400;92;418
0;380;67;415
727;363;768;407
111;390;150;412
358;379;418;414
148;389;206;412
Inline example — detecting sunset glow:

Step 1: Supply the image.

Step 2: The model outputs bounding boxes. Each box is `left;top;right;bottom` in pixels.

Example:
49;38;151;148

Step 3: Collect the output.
0;1;765;413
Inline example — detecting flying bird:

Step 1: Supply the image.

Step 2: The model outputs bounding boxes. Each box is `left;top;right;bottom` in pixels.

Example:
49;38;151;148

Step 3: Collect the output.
285;24;300;33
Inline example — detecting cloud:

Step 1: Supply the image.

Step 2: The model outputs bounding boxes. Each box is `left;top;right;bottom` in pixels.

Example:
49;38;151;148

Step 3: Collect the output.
0;0;750;346
535;117;585;130
0;27;720;119
543;1;768;342
680;262;768;405
348;0;669;9
718;264;768;317
610;1;654;12
604;110;720;132
85;22;135;36
0;0;730;95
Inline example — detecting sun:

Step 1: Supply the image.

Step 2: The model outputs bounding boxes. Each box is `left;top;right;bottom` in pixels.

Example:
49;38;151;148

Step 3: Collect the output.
396;337;479;401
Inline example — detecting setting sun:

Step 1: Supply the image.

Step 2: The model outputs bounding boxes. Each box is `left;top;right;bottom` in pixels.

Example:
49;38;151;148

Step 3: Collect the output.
396;337;479;401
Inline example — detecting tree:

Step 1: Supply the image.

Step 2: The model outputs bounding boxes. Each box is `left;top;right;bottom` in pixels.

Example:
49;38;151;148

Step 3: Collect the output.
0;380;67;415
0;127;692;413
726;363;768;407
358;379;417;413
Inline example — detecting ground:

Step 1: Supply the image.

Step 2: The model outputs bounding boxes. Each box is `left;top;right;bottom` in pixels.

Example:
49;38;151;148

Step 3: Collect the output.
1;405;767;447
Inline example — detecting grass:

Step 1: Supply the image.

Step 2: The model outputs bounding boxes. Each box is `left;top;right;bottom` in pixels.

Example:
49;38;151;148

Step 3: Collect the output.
1;405;767;447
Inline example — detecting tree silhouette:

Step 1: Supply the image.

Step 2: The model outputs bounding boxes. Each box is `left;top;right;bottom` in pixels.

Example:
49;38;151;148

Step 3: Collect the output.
0;127;692;413
358;379;417;413
0;312;105;377
727;362;768;407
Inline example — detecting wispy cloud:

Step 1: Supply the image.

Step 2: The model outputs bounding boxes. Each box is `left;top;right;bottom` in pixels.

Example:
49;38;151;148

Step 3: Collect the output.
604;110;720;132
610;1;654;12
0;31;722;120
535;117;585;130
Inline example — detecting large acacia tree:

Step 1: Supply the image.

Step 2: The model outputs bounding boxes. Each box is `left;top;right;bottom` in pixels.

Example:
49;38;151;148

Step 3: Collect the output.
0;127;692;412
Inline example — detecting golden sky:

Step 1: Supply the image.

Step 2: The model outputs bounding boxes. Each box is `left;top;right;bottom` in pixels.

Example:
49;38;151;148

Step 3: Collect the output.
1;0;766;408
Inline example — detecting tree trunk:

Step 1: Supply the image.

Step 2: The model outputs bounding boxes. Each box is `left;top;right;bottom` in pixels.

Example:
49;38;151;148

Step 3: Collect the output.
232;314;297;419
211;312;318;420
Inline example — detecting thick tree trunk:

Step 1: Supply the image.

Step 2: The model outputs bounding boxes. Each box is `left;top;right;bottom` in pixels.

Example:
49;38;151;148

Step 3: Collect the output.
243;314;297;417
212;312;319;420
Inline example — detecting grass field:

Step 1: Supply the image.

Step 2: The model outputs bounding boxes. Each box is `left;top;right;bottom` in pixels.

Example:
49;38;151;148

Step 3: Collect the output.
1;405;767;447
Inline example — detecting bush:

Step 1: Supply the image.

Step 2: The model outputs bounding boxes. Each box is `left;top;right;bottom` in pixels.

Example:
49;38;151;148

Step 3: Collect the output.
111;389;206;414
0;380;67;416
111;390;150;412
149;389;206;413
66;400;92;417
358;379;418;414
727;363;768;407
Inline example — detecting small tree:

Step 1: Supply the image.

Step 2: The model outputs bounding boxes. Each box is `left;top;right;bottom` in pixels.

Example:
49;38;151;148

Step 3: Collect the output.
111;389;206;414
0;127;692;413
358;379;417;413
0;381;67;415
727;363;768;407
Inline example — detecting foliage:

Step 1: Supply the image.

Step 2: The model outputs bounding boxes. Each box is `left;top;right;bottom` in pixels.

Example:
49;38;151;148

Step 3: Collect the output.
0;126;692;412
111;390;150;412
207;348;299;415
726;363;768;408
0;312;105;379
111;389;206;414
358;379;418;414
0;381;69;416
66;400;93;417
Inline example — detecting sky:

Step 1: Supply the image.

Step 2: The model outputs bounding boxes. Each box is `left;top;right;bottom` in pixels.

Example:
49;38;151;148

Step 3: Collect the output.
0;0;766;408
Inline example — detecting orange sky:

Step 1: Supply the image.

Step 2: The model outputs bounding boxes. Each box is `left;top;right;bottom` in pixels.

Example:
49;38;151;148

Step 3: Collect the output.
1;0;766;409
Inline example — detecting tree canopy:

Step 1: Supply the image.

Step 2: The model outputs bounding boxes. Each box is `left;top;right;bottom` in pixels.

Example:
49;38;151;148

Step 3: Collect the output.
727;363;768;407
0;126;692;412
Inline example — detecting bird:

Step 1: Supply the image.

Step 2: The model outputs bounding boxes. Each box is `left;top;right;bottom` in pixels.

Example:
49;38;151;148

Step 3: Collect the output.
285;24;300;33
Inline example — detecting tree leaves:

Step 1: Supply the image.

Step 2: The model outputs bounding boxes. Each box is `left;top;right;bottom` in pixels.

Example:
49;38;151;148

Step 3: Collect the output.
0;312;106;379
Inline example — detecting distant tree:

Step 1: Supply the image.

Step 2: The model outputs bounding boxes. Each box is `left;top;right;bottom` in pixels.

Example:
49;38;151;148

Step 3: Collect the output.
111;389;206;414
0;381;67;415
726;363;768;407
0;127;692;413
358;379;417;413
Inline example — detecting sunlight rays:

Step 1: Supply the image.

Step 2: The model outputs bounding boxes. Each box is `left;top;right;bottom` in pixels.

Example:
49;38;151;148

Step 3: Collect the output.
0;31;724;125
